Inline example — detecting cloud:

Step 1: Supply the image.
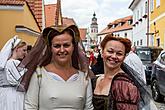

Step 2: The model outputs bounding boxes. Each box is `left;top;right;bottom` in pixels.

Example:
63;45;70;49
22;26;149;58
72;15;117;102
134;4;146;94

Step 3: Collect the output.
44;0;132;32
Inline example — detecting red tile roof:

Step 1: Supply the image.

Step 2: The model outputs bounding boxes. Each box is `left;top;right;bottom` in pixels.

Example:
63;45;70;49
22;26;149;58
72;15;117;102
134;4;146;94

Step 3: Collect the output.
44;4;57;27
0;0;42;31
63;17;76;26
45;4;77;27
99;15;133;35
0;0;24;5
79;28;87;40
44;3;87;40
26;0;42;31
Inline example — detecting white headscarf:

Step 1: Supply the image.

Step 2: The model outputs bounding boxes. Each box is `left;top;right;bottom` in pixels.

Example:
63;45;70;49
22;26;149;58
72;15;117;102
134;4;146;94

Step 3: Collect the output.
0;35;21;69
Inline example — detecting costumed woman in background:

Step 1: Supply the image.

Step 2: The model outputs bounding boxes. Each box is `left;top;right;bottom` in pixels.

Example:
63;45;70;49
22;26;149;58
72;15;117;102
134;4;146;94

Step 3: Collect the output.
0;36;27;110
21;24;93;110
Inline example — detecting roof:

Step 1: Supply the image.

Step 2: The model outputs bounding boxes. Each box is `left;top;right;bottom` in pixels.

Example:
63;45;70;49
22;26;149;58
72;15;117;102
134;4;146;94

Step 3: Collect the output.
45;4;77;27
44;2;86;40
128;0;140;10
44;4;56;27
99;15;133;35
79;28;87;40
63;17;76;26
0;0;24;5
26;0;42;31
0;0;42;31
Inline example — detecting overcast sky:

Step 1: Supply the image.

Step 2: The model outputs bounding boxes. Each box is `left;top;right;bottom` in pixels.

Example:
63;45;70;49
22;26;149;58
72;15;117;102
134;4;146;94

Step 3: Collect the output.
44;0;133;32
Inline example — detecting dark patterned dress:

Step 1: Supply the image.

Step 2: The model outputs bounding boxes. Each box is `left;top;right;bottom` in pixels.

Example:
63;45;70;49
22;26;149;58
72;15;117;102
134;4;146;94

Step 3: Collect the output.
92;72;140;110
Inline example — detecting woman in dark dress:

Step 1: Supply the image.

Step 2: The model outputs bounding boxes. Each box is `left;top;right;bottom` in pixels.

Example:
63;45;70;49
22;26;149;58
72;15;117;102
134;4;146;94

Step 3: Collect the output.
92;34;143;110
92;34;158;110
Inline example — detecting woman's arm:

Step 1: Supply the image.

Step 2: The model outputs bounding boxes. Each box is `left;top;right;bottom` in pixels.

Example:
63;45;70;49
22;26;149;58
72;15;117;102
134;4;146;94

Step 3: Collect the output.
6;59;27;85
25;72;40;110
111;77;140;110
84;78;94;110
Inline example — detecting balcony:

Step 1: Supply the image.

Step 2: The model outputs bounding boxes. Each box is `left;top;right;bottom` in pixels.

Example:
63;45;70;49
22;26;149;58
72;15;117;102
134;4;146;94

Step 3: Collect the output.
138;18;142;22
132;23;136;27
143;14;147;18
135;21;139;24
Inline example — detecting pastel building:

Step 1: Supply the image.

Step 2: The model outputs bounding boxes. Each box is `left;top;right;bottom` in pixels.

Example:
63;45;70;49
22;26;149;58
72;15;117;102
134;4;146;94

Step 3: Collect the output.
150;0;165;48
0;0;43;49
129;0;149;46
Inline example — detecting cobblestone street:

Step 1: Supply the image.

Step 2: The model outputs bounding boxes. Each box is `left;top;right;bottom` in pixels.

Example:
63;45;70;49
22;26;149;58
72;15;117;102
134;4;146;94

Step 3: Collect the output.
155;101;165;110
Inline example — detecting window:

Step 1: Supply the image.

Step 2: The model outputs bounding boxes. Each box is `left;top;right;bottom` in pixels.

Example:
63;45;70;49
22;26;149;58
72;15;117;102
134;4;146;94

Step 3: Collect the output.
137;41;139;46
140;39;143;45
145;1;148;14
150;35;154;46
124;33;127;38
119;22;123;26
137;10;139;19
157;38;160;46
134;42;136;46
128;20;132;25
150;0;154;12
156;0;160;7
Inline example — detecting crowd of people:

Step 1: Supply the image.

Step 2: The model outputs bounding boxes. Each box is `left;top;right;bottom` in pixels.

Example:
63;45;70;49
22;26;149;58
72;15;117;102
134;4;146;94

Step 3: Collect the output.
0;24;158;110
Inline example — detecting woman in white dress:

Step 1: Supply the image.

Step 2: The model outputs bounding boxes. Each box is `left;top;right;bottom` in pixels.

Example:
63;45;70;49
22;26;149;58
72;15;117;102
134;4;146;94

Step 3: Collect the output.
24;25;93;110
0;36;28;110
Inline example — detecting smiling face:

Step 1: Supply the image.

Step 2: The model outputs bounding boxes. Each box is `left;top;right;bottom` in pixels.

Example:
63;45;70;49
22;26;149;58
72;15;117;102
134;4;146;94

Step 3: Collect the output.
51;32;74;65
102;40;126;70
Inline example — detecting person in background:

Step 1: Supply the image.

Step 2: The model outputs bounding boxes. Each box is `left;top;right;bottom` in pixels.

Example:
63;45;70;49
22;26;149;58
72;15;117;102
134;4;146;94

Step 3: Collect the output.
93;46;99;59
89;51;96;69
124;46;146;84
24;25;93;110
0;35;27;110
27;45;32;53
92;34;140;110
91;51;104;75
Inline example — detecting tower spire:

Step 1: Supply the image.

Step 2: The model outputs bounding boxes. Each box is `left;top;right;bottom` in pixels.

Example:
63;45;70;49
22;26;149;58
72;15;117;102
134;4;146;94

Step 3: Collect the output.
55;0;63;26
93;12;96;17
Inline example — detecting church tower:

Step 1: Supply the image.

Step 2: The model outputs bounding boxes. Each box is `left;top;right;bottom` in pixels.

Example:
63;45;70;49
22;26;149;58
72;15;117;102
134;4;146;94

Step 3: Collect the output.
90;12;98;45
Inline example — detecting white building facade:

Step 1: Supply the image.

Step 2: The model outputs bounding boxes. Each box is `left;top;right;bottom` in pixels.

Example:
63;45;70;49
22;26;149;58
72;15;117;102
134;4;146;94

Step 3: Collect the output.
113;29;133;42
129;0;149;46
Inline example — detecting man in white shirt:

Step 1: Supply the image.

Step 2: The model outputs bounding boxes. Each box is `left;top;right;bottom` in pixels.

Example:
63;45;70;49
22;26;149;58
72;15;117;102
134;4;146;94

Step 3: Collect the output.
124;47;146;84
